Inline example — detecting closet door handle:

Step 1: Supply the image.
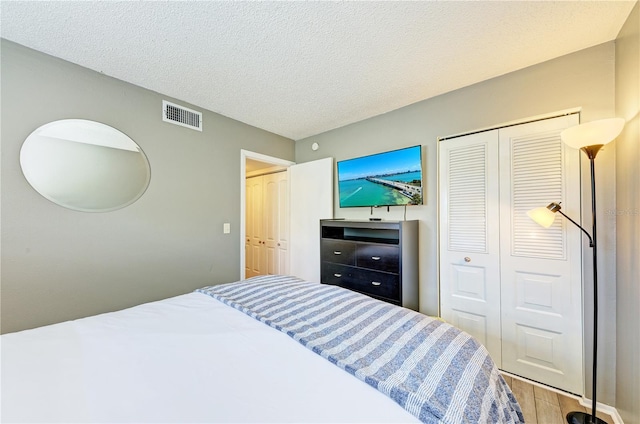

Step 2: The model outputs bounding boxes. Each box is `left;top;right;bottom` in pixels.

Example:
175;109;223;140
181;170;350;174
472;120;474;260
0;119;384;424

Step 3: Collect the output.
334;273;342;278
333;251;342;255
371;281;381;286
464;257;471;263
371;256;381;261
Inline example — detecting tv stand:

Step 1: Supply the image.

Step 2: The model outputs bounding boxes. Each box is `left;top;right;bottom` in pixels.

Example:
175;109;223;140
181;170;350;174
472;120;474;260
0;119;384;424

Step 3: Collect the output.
320;219;418;310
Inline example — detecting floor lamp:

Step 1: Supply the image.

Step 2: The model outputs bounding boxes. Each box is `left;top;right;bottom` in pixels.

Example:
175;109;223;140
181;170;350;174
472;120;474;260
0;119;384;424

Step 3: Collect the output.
527;117;625;424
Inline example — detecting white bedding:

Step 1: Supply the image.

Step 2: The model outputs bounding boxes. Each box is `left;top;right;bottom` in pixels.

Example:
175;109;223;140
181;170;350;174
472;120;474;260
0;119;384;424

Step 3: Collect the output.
1;290;419;423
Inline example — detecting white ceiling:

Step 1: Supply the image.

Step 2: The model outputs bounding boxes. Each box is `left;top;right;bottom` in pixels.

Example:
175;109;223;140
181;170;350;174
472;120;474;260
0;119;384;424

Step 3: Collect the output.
1;1;635;141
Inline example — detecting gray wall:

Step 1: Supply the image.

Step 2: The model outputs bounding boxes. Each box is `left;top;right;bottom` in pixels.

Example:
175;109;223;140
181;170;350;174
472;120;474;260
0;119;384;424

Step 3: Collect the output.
1;40;295;334
615;3;639;423
296;43;619;404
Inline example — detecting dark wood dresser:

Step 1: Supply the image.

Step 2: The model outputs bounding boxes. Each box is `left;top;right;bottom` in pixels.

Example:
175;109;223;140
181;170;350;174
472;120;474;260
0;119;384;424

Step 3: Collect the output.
320;219;418;310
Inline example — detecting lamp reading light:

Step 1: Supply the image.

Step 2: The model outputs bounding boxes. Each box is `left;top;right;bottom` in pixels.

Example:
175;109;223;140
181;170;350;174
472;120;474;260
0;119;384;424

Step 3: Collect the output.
526;202;561;228
527;202;593;247
528;117;624;424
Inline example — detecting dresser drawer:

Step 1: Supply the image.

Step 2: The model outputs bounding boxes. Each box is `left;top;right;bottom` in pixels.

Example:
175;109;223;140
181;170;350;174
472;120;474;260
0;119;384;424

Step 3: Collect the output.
321;262;357;285
356;244;400;273
351;268;400;300
322;262;399;301
321;240;356;265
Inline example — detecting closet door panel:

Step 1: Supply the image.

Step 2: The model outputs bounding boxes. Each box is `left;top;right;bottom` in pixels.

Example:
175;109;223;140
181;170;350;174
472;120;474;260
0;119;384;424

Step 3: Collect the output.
246;176;265;278
263;174;279;275
245;180;252;278
276;172;289;274
499;114;583;394
439;129;502;365
247;172;289;277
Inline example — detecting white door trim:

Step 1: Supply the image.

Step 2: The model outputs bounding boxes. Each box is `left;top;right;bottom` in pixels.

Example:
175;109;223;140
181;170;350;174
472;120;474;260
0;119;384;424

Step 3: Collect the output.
240;149;295;280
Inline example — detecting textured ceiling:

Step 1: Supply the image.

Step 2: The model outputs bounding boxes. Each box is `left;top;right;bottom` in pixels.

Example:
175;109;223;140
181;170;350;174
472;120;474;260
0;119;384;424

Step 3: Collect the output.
1;1;635;140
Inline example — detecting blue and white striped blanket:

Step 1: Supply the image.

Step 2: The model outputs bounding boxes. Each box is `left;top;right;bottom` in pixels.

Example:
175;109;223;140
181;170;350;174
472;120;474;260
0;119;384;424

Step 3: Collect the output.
198;275;524;424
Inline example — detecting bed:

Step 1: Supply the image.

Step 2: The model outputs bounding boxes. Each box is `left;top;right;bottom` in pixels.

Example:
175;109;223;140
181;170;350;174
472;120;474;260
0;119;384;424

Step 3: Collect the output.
1;275;524;423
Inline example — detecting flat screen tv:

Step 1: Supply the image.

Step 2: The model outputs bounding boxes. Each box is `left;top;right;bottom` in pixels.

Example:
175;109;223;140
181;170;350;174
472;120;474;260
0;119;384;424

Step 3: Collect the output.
337;145;423;208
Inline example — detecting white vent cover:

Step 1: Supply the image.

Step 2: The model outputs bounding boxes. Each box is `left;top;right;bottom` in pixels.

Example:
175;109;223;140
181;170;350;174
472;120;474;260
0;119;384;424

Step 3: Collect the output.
162;100;202;131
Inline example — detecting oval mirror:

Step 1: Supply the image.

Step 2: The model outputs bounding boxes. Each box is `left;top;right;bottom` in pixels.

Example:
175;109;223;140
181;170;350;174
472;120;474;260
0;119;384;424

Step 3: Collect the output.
20;119;151;212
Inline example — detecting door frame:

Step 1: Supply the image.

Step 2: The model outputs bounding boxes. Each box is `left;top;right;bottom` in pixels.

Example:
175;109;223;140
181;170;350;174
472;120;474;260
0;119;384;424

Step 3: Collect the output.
240;149;295;280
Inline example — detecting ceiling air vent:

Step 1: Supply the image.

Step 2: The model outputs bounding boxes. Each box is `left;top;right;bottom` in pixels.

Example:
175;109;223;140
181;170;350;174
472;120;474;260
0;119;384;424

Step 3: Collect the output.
162;100;203;131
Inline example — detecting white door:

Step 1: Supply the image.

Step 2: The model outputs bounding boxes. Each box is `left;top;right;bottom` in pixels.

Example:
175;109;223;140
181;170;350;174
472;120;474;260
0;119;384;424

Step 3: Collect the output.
263;172;289;275
263;173;279;275
245;179;252;278
246;175;265;278
498;115;583;393
438;114;583;394
289;157;334;282
275;172;289;274
439;129;503;364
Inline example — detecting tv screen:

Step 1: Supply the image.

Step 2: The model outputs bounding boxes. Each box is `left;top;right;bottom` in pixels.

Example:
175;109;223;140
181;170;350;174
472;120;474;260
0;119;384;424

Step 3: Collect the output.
337;145;423;208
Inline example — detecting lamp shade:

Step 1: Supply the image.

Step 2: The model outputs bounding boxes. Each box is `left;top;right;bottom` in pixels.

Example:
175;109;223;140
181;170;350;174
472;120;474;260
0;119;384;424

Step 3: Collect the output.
560;117;625;149
527;206;557;228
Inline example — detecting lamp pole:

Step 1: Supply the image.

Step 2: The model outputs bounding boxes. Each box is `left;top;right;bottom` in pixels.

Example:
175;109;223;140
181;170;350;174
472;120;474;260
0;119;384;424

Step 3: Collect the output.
530;118;625;424
567;145;605;424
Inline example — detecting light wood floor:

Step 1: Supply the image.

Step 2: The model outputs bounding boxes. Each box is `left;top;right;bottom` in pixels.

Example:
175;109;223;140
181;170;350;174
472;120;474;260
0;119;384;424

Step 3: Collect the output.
503;374;614;424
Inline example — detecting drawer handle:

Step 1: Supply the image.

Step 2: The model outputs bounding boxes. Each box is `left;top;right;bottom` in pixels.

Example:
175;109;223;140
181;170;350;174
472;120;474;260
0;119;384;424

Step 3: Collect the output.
371;281;382;286
333;251;342;255
371;256;381;261
334;273;342;278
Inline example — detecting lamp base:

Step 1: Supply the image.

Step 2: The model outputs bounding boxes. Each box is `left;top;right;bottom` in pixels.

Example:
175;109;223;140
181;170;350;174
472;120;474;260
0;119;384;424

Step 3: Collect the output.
567;411;608;424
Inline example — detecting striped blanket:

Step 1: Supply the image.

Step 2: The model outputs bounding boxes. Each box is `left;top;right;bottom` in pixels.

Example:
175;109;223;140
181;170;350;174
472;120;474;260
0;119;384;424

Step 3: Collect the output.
198;275;524;424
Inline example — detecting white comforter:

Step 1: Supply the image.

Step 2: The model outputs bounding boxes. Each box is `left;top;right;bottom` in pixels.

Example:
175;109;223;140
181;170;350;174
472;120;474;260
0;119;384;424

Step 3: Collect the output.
1;290;419;423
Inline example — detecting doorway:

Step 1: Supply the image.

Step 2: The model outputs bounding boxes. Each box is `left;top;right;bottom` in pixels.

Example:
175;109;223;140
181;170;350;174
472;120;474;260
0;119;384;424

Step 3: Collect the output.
240;150;295;280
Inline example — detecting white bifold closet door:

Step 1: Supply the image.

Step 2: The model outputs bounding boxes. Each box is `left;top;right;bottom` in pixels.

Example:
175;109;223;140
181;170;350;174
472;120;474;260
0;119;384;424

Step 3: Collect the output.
246;175;265;278
439;114;584;394
438;129;503;365
246;171;289;278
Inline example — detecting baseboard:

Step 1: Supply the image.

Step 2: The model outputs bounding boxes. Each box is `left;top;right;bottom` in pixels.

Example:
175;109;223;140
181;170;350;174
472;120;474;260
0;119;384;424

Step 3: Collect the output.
501;371;580;398
578;398;624;424
501;372;624;424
